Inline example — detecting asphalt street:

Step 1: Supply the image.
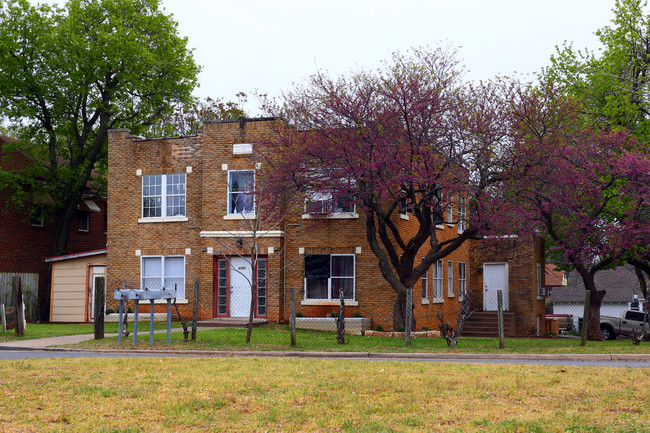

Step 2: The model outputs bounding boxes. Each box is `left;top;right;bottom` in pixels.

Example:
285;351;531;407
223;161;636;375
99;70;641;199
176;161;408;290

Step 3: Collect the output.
1;349;649;367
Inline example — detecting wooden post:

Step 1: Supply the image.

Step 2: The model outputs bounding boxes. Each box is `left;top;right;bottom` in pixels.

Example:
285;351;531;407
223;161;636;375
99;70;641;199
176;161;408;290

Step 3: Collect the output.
290;287;296;347
191;278;199;341
93;277;105;340
497;290;505;349
405;288;412;346
1;303;5;333
12;276;25;337
336;289;345;344
581;290;590;347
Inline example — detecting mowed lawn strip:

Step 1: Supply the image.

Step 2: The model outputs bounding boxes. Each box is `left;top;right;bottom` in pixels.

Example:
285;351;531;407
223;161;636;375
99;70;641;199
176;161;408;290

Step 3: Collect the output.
0;358;647;433
68;325;650;354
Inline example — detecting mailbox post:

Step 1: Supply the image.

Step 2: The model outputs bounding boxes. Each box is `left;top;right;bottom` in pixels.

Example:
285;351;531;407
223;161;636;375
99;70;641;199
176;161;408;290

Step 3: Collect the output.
161;286;177;346
113;289;129;345
127;289;145;346
113;286;176;347
143;288;162;346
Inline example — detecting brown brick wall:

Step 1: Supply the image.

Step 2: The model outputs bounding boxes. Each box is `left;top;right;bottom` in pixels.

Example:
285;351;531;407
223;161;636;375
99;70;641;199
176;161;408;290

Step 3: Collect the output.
107;119;475;331
469;236;546;335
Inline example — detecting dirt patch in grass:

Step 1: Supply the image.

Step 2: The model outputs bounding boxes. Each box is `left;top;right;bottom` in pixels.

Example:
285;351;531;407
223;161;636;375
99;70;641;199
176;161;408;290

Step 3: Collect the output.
0;357;647;432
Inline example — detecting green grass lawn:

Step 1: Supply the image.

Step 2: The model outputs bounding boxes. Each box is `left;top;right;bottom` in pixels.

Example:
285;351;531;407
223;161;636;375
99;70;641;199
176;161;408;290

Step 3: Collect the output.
0;357;647;432
0;321;181;342
70;324;650;354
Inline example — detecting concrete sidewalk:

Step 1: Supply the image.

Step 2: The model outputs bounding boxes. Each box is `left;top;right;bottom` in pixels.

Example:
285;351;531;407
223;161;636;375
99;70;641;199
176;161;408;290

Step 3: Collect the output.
0;333;106;348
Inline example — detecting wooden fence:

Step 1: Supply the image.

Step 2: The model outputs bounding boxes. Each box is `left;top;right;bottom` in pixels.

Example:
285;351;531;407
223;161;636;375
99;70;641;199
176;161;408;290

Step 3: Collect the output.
0;273;39;322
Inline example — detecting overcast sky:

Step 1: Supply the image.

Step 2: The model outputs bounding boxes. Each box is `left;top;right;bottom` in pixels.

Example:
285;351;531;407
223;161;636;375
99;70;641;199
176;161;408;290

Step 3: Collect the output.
159;0;617;115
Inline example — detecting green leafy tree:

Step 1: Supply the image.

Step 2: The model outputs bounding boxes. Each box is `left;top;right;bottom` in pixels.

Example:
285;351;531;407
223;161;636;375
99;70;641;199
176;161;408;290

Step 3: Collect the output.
0;0;199;258
544;0;650;140
543;0;650;310
147;94;248;137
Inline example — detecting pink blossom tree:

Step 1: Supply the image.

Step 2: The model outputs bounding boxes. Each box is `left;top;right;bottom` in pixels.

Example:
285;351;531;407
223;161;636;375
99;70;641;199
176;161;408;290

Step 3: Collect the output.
260;47;512;330
502;83;650;340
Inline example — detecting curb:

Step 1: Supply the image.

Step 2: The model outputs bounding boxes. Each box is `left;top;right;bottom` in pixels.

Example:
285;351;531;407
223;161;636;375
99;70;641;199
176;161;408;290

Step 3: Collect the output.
2;345;650;362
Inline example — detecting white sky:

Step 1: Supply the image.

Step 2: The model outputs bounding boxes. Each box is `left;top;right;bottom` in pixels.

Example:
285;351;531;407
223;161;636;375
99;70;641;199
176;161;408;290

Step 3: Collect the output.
161;0;616;115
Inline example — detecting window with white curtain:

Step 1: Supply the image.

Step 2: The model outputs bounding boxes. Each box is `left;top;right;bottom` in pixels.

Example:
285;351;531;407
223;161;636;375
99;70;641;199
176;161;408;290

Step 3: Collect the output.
304;254;355;300
432;259;443;300
447;260;454;297
458;262;467;299
141;255;185;299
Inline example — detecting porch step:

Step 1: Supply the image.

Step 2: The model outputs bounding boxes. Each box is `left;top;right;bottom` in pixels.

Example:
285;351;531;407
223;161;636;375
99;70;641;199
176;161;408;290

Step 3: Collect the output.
460;311;516;337
197;318;268;328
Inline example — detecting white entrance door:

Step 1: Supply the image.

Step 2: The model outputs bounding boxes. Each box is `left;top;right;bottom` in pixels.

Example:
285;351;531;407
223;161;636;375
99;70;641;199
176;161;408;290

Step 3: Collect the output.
483;263;508;311
229;257;252;317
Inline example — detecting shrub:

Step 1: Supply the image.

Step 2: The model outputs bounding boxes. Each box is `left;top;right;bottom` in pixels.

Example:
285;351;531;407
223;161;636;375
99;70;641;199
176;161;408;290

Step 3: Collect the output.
375;324;384;332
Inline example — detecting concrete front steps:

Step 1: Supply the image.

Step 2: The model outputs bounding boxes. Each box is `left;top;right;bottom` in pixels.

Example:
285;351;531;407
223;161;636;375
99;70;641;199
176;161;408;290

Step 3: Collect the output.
460;311;516;337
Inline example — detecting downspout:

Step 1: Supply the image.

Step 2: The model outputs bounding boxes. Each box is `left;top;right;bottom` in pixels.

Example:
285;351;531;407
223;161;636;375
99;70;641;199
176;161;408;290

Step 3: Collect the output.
283;222;303;322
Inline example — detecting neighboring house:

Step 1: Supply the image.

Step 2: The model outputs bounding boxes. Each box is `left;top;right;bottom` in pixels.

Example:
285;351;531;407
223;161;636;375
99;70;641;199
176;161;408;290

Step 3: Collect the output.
544;264;567;298
106;118;543;332
468;236;547;335
45;249;106;322
0;136;107;321
550;265;646;330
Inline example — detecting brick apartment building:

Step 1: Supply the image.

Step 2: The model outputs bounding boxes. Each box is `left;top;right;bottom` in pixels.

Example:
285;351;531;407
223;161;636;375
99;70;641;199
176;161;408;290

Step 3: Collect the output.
0;135;107;321
106;119;544;333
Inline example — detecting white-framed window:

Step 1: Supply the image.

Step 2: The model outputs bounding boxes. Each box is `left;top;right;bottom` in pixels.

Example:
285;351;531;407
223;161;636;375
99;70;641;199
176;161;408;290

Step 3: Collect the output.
78;211;90;232
458;261;467;299
304;254;355;300
30;206;44;227
141;255;186;299
304;191;355;215
447;260;454;297
446;192;453;224
228;170;255;214
458;195;467;232
432;259;443;300
421;258;428;300
142;174;186;218
536;263;544;299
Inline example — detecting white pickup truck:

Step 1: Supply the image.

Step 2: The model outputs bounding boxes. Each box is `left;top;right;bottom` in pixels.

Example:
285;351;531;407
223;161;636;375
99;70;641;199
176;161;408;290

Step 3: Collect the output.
600;310;649;340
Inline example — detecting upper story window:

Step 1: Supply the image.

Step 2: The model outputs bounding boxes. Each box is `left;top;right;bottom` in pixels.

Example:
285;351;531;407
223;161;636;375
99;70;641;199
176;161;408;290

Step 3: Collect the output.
78;211;90;232
228;170;255;214
458;195;467;232
142;174;186;218
305;191;355;215
30;206;44;227
446;192;453;223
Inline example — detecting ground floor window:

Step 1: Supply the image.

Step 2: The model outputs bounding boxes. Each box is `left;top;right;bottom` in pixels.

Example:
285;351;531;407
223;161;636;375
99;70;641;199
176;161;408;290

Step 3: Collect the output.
432;259;443;300
141;255;185;299
304;254;355;300
458;261;467;299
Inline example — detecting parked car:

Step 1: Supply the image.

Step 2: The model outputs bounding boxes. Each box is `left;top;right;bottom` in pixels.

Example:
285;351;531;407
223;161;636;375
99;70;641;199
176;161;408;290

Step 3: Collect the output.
600;310;649;340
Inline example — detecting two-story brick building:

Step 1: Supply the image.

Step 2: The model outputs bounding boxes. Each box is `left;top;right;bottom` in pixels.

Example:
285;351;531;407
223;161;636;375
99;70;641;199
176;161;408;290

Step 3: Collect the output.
106;118;544;333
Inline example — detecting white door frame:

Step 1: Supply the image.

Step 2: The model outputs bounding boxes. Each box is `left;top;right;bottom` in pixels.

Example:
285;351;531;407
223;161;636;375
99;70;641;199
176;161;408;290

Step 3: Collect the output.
87;265;106;322
483;263;509;311
229;256;252;318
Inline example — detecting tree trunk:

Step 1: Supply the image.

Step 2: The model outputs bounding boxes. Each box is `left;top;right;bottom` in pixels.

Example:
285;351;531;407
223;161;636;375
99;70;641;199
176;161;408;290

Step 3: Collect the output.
580;272;606;341
392;290;416;331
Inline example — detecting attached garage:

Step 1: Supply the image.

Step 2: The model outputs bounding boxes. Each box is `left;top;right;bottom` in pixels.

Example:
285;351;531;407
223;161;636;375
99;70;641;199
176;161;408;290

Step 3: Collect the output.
45;249;106;323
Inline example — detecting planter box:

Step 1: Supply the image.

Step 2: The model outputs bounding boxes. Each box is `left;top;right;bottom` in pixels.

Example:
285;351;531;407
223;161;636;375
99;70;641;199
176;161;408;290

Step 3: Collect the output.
105;312;169;322
295;317;371;335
